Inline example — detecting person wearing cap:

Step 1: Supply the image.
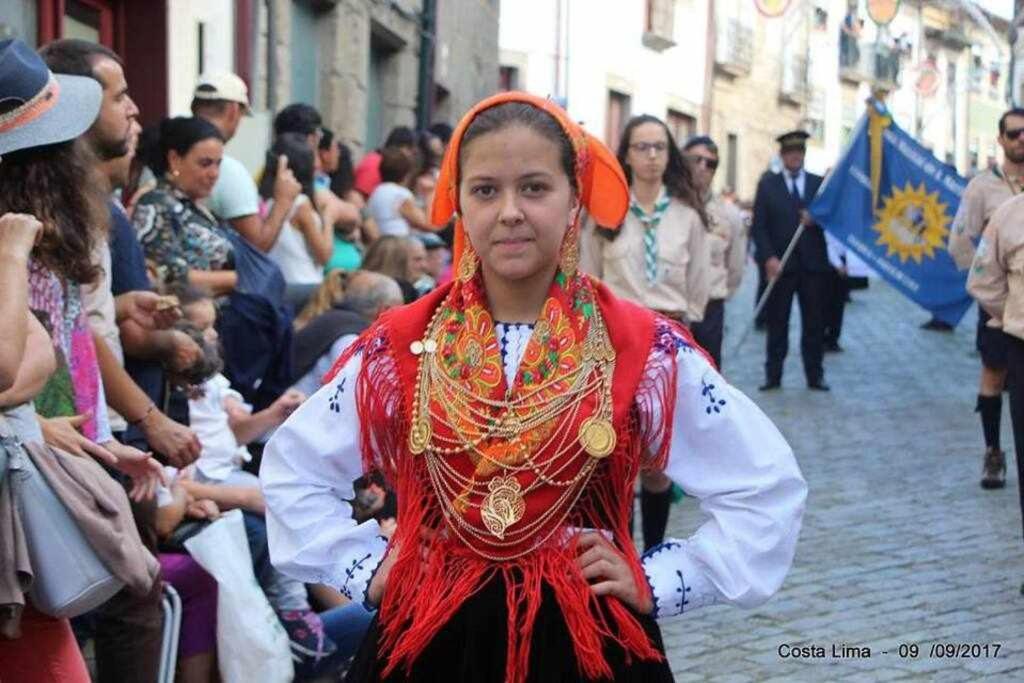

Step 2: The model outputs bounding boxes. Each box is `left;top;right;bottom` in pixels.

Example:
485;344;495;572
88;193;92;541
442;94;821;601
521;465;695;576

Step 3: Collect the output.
191;72;303;253
950;108;1024;491
0;38;164;682
261;92;805;681
683;135;747;369
751;130;830;391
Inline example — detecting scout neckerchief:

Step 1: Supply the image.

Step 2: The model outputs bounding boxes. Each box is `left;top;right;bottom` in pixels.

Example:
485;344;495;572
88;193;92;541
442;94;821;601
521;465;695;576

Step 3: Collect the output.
628;187;670;284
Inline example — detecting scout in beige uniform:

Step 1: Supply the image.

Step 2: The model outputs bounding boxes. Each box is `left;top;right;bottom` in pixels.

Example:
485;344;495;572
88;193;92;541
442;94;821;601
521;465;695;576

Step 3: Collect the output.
580;113;711;556
949;108;1024;489
682;135;746;369
966;191;1024;597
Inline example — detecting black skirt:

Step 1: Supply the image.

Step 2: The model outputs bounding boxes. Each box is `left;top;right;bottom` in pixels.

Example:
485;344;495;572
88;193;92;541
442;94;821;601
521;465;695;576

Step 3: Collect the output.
345;575;675;682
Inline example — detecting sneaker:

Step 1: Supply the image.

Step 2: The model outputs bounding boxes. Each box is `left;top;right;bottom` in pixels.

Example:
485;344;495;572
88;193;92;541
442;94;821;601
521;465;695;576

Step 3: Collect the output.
279;609;343;680
980;447;1006;490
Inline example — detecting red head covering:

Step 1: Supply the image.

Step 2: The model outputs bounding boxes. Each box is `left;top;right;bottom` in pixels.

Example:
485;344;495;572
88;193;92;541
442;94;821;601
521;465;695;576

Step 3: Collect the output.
430;91;629;269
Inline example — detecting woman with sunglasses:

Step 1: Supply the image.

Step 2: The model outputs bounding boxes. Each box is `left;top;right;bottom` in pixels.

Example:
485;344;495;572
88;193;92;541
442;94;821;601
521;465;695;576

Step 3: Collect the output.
683;136;747;369
580;114;712;552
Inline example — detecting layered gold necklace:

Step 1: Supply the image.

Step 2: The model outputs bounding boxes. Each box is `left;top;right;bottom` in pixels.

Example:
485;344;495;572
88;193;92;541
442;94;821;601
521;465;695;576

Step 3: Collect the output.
406;280;618;559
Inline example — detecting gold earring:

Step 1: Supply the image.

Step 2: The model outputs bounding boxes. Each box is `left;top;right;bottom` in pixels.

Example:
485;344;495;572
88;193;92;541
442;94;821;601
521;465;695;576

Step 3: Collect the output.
457;246;479;283
559;228;579;279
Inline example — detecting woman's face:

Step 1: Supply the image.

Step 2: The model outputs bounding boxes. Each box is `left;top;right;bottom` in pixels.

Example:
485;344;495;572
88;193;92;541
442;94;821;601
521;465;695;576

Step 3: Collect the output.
459;124;575;287
626;122;669;186
169;137;224;200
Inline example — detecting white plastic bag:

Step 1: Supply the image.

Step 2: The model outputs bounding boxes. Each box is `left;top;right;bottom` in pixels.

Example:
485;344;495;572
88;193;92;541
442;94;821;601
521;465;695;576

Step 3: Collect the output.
185;509;294;683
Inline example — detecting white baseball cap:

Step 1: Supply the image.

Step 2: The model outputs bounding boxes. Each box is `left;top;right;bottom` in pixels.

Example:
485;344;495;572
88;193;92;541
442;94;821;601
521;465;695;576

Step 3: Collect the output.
193;72;250;113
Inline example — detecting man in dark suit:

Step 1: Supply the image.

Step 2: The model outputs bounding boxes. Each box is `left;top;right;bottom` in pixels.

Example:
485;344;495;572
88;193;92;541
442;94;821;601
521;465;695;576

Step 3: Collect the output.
751;130;831;391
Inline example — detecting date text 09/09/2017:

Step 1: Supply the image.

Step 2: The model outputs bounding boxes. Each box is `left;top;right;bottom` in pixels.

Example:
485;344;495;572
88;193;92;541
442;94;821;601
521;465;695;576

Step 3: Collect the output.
777;643;1003;659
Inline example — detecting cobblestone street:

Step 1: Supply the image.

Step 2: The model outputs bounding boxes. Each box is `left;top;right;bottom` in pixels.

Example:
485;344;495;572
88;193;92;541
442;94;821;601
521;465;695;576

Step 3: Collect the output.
660;274;1024;681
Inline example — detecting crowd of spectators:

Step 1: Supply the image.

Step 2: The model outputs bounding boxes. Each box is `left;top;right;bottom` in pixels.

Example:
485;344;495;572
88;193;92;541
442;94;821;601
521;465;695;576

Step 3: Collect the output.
0;36;452;682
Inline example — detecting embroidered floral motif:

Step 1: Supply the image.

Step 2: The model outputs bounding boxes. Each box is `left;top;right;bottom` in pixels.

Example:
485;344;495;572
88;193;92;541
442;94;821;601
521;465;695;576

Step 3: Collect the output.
641;541;683;619
328;377;347;414
516;298;580;389
338;551;375;600
439;305;503;395
651;318;693;356
701;379;727;415
674;569;691;614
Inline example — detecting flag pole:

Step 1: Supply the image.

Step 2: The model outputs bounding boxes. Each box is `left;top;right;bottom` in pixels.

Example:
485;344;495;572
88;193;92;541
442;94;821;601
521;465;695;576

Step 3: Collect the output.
728;220;807;358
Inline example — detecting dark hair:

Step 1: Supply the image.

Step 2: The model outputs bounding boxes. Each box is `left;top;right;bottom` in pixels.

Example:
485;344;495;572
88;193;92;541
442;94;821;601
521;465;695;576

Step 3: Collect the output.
330;142;356;198
379;146;414;184
458;102;576;192
683;135;719;155
274;103;322;137
417;130;442;171
260;132;316;200
319;127;335;151
139;116;224;177
999;108;1024;135
38;39;122;81
170;321;223;386
191;97;232;117
429;122;454;145
0;139;106;284
616;114;707;228
384;126;416;148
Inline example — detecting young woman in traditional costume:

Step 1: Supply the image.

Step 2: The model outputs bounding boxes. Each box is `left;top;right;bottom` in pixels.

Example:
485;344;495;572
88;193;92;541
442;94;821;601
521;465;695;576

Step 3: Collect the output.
261;92;807;682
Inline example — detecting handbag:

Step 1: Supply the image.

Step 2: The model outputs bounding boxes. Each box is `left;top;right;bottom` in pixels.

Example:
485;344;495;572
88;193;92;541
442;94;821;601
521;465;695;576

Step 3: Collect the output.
0;416;124;618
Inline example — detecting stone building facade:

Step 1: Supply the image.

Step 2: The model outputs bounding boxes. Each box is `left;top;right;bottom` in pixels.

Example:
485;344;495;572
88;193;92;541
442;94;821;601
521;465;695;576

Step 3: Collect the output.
255;0;499;158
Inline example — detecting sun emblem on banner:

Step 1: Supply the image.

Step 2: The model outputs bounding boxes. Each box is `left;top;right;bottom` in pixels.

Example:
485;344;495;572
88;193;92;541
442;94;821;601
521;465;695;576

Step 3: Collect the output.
873;182;951;263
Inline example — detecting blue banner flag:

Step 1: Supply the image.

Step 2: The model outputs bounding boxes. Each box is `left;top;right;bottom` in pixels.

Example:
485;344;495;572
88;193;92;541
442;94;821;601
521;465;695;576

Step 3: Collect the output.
808;101;971;326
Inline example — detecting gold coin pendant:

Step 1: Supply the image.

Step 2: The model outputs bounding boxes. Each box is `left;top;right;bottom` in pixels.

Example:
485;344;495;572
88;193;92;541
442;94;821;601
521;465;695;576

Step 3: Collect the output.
579;417;616;459
408;418;432;454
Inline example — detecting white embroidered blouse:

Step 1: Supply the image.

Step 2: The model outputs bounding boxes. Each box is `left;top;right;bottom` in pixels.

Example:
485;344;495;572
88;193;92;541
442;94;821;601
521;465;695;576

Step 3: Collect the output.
260;322;807;618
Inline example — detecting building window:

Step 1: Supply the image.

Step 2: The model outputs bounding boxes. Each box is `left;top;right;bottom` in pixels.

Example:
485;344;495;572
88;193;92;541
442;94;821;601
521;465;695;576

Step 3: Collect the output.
606;90;632;151
725;133;738;192
499;66;519;92
642;0;676;51
666;109;695;144
62;0;114;45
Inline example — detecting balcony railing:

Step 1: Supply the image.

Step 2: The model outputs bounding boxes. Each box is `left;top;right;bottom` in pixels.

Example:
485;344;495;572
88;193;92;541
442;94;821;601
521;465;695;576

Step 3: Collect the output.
715;19;753;76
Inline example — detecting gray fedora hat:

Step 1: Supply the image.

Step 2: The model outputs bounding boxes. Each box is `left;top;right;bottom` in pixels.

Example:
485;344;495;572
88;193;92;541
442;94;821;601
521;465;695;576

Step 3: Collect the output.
0;38;102;156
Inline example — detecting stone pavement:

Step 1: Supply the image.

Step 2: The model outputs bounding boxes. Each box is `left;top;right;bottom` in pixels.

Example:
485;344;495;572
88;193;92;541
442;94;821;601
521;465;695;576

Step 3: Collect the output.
659;276;1024;681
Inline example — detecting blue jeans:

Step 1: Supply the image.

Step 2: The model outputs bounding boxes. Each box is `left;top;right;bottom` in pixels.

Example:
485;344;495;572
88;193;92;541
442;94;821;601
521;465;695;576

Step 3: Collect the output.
319;602;374;660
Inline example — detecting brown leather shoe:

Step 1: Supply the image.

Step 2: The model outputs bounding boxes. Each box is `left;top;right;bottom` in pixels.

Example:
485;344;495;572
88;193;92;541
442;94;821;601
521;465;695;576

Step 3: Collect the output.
980;447;1006;489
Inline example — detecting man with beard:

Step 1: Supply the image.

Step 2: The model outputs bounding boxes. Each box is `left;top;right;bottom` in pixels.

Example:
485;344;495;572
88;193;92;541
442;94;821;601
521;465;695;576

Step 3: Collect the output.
41;38;202;683
949;108;1024;490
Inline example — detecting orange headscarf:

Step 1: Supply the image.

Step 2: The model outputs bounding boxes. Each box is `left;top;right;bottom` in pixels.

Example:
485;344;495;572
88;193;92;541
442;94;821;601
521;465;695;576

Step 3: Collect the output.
430;91;629;270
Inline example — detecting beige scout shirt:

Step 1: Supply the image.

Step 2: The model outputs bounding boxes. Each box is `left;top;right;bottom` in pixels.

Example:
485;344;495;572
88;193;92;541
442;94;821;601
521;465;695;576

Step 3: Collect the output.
705;195;747;301
948;168;1018;270
967;193;1024;342
580;199;711;323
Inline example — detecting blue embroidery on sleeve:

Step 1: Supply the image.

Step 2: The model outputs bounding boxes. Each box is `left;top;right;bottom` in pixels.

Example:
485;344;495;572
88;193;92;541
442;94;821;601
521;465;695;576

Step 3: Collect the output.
328;376;347;414
701;379;727;415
